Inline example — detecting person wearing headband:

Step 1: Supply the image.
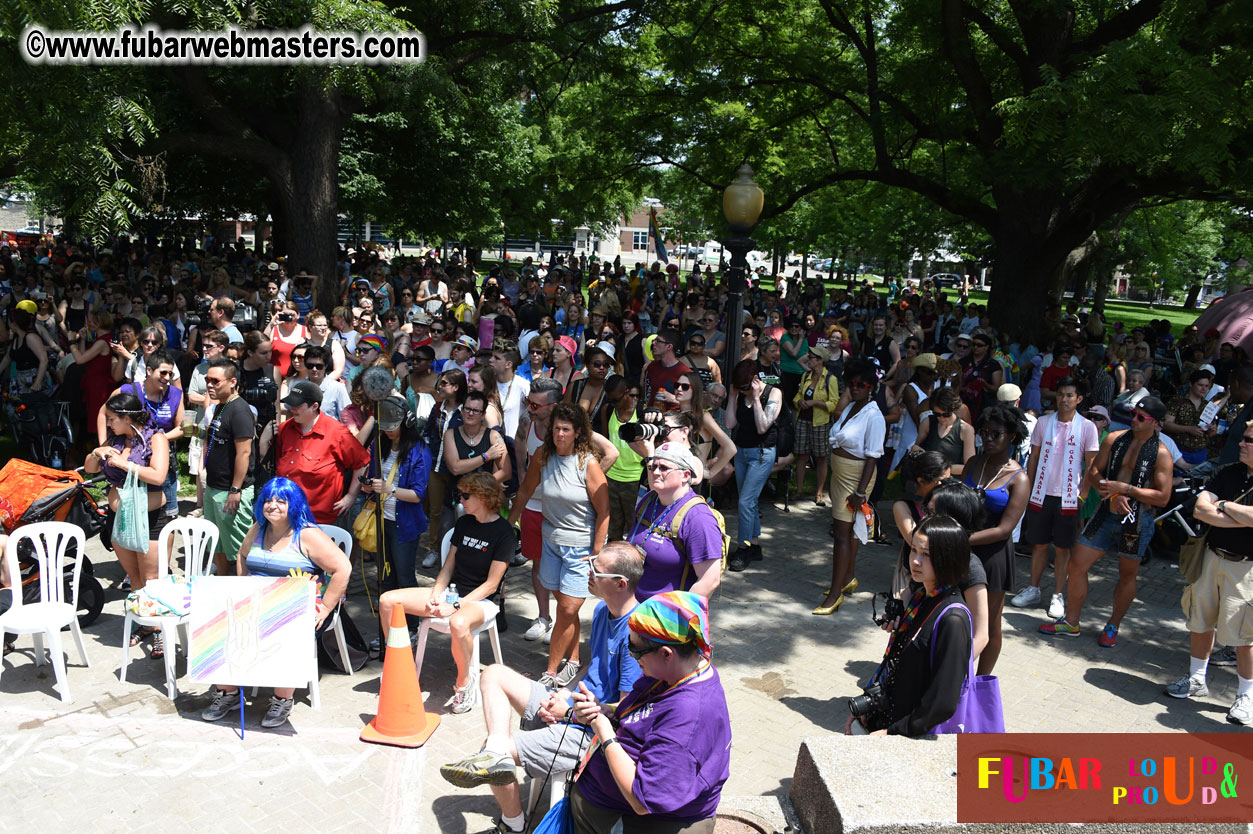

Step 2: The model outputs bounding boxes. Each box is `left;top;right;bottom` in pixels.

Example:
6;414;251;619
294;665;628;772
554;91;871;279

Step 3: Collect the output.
571;590;730;833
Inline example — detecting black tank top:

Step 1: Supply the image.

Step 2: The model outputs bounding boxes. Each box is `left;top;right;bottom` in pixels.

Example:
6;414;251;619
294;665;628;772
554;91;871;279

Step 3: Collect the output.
734;389;778;449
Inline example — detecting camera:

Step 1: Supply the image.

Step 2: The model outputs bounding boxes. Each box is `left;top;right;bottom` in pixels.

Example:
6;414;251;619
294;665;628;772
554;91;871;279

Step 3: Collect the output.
278;312;295;323
185;296;213;327
848;683;885;718
242;376;278;407
617;408;668;442
872;592;904;627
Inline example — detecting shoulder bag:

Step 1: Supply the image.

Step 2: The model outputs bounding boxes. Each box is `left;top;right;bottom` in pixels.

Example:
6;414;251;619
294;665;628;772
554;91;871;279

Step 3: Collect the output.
353;461;399;553
1179;484;1253;585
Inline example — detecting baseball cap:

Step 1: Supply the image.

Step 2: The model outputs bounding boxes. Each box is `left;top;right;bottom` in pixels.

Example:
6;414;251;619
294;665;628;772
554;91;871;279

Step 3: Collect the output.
953;333;973;344
651;441;704;485
1137;396;1168;424
377;395;409;432
996;383;1022;402
808;344;831;363
454;334;479;351
281;380;323;408
1084;405;1110;422
912;353;938;370
15;299;38;314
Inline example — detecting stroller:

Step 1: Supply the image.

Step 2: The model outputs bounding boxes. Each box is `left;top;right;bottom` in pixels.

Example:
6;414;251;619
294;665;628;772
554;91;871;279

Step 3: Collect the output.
0;459;107;627
3;390;74;469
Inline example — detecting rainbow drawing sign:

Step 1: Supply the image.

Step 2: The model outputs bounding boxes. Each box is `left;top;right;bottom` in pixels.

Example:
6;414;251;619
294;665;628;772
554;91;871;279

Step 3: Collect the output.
188;576;315;688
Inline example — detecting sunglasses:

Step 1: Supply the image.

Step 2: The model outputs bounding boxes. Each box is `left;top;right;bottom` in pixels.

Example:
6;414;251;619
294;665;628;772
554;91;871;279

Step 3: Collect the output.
432;328;445;335
690;340;705;347
590;360;611;369
456;491;473;501
1132;412;1156;423
304;363;325;370
675;382;692;392
141;338;161;345
589;556;628;582
628;640;664;660
648;461;680;474
931;410;952;419
1241;436;1253;445
155;369;175;378
526;399;552;410
356;347;376;355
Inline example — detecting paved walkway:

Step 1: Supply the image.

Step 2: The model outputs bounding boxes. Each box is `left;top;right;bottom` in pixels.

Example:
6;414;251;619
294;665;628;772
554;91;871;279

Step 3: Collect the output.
0;493;1245;833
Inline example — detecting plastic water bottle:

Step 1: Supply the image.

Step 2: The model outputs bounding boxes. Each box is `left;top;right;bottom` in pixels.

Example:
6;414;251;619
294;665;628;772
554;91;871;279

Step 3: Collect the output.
50;449;62;469
1218;418;1229;436
444;584;459;607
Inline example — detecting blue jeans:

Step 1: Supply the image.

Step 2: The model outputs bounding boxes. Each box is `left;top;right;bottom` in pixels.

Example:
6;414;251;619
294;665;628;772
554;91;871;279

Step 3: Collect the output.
162;460;179;517
382;518;420;628
734;446;777;545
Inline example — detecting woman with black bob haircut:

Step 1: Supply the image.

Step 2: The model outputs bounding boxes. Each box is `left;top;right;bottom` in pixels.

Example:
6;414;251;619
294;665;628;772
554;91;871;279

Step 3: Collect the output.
847;515;972;737
921;479;991;663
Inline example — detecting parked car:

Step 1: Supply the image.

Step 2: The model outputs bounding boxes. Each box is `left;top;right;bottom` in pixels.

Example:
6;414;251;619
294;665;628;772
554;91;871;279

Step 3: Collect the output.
928;272;964;289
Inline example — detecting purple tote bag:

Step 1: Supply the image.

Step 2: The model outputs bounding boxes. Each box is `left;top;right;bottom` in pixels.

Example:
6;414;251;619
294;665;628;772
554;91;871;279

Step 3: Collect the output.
928;602;1005;734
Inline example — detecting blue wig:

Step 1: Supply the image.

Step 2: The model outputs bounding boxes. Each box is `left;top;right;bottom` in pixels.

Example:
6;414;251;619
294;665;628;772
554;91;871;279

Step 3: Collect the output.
254;477;318;540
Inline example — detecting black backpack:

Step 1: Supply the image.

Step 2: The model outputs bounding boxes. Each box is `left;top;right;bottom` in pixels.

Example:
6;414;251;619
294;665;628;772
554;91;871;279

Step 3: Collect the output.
765;384;796;457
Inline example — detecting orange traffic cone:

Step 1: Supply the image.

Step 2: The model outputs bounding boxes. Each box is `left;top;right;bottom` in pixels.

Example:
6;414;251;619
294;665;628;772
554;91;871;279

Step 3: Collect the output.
361;605;440;747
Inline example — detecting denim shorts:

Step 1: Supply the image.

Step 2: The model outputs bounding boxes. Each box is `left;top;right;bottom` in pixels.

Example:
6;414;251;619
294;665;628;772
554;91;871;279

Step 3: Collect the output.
1077;509;1156;560
538;540;592;598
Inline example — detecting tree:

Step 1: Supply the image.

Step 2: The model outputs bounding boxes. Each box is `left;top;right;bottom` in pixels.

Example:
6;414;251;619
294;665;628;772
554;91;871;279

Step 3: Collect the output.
608;0;1253;340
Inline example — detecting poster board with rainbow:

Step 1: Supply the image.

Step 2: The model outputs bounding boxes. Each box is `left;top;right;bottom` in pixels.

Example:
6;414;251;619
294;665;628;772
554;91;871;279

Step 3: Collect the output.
188;576;315;688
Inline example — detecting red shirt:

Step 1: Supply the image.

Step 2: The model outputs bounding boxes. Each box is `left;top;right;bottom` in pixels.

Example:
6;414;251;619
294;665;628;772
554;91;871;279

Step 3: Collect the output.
275;413;371;523
643;359;691;409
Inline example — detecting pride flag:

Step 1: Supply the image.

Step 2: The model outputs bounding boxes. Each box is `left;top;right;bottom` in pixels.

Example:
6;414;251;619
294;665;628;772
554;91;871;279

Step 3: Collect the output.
649;207;669;264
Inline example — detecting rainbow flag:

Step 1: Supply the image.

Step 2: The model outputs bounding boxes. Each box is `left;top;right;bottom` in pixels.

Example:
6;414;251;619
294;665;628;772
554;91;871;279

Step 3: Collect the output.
649;207;669;264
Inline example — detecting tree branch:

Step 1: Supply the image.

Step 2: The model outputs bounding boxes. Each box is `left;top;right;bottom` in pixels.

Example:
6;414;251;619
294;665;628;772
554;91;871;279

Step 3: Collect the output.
1071;0;1168;56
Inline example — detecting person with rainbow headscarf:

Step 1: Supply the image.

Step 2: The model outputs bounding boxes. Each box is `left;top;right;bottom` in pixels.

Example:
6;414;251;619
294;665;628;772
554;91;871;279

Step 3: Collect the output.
570;590;731;834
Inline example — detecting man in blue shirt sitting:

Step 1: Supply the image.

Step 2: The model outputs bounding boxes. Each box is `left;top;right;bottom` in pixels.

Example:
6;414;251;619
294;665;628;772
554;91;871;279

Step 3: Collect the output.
440;541;644;834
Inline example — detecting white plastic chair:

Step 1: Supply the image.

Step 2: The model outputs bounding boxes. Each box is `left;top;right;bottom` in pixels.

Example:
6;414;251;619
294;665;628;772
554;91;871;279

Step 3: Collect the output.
0;522;90;703
320;524;357;677
529;769;569;816
414;528;503;681
119;517;218;699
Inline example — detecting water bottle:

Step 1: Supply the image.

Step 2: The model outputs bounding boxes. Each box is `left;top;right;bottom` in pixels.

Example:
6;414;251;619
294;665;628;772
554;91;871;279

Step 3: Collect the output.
1218;418;1229;436
50;449;62;469
444;584;459;607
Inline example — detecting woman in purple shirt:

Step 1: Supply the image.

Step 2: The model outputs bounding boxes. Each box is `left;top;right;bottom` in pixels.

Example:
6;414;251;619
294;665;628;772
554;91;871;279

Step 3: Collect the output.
572;591;731;833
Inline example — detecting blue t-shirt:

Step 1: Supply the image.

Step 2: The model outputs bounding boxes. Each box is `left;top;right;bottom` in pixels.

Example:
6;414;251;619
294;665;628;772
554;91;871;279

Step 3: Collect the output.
576;600;642;707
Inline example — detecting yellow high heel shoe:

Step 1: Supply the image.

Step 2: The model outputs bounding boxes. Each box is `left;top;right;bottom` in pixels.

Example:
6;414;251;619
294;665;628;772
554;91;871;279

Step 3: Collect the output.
812;596;845;615
819;578;859;597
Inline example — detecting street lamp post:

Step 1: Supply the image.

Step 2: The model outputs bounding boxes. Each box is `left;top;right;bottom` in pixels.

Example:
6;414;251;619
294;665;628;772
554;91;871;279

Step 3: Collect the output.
721;165;764;377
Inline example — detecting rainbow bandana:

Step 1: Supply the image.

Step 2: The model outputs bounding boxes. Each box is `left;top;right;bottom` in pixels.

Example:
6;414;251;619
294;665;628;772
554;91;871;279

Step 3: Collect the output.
359;333;388;352
629;591;712;657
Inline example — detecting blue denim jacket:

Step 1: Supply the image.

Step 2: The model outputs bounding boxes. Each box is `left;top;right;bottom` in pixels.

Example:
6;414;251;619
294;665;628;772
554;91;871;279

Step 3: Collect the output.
372;443;431;543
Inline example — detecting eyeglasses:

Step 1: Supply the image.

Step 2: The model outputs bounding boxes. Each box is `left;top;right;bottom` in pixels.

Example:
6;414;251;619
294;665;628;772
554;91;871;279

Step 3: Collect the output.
590;360;611;369
675;382;692;392
141;338;160;345
437;379;455;388
356;347;376;355
304;363;325;370
1240;436;1253;445
456;491;473;501
931;410;952;419
628;640;664;660
529;349;546;356
462;406;484;415
742;331;753;338
648;461;679;474
432;328;445;335
588;556;628;582
205;377;225;387
690;340;705;347
155;369;175;379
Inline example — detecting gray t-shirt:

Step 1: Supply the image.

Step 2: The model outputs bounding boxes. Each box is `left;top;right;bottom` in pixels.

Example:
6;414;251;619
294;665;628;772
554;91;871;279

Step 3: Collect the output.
541;452;597;548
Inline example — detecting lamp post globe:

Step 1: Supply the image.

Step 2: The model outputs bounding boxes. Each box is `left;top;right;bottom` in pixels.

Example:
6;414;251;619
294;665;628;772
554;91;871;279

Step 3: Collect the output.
721;165;763;376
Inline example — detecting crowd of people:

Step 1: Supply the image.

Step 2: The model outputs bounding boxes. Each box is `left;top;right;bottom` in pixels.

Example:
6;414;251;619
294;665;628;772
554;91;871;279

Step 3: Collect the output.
4;233;1253;830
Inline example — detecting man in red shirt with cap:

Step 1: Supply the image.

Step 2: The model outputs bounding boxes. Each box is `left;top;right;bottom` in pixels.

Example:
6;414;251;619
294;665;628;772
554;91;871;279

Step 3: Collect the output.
274;380;371;523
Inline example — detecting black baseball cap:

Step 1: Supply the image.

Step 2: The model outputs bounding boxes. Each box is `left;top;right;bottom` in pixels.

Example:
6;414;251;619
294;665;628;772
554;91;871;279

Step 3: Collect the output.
281;380;322;408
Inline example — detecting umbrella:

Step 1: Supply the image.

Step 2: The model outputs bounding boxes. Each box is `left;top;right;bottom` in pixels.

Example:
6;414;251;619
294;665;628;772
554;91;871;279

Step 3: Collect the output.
1191;288;1253;355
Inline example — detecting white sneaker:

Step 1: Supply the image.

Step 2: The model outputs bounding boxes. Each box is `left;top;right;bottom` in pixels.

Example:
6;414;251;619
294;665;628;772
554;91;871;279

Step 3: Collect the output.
1047;593;1066;619
543;622;554;644
1010;585;1041;608
1229;693;1253;725
421;550;439;569
447;672;480;714
523;617;552;642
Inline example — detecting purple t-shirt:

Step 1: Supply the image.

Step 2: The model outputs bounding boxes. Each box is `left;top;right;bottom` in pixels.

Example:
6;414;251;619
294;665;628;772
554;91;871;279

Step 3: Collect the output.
628;490;724;601
578;665;731;822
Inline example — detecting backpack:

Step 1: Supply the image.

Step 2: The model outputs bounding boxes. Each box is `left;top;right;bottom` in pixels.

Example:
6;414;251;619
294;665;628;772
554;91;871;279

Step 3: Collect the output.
633;492;731;583
765;384;796;457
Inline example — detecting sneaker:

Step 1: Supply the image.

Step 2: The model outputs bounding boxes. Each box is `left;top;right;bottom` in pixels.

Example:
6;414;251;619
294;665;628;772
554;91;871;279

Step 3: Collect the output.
1098;623;1118;648
489;820;525;834
448;672;480;714
1227;694;1253;726
510;552;528;567
728;547;751;572
1038;618;1080;637
543;624;553;645
1009;585;1041;608
421;550;439;569
440;750;520;788
1212;646;1239;667
749;543;764;562
537;670;558;689
553;659;581;688
201;688;241;722
1047;593;1066;620
121;576;132;591
260;696;295;728
1164;675;1209;699
189;508;204;518
523;617;552;642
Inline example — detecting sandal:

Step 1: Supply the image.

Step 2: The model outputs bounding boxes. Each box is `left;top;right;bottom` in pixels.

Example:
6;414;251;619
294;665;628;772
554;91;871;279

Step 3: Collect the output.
150;631;165;659
129;625;157;647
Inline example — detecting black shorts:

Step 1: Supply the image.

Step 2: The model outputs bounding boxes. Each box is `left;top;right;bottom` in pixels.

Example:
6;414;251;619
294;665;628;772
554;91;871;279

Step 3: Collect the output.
1021;496;1081;549
146;506;171;541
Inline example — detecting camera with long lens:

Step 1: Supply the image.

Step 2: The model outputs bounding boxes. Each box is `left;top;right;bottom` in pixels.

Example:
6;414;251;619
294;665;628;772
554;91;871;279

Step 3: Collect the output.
617;408;667;442
872;592;905;627
848;683;885;718
242;376;278;408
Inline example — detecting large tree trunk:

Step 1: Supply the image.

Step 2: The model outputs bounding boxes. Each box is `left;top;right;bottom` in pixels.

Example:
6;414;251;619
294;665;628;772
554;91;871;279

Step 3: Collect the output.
1091;268;1114;317
268;87;344;313
1184;283;1203;309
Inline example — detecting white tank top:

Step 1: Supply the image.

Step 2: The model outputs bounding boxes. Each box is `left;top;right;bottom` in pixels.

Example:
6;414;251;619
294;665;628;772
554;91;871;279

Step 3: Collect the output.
525;420;545;512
